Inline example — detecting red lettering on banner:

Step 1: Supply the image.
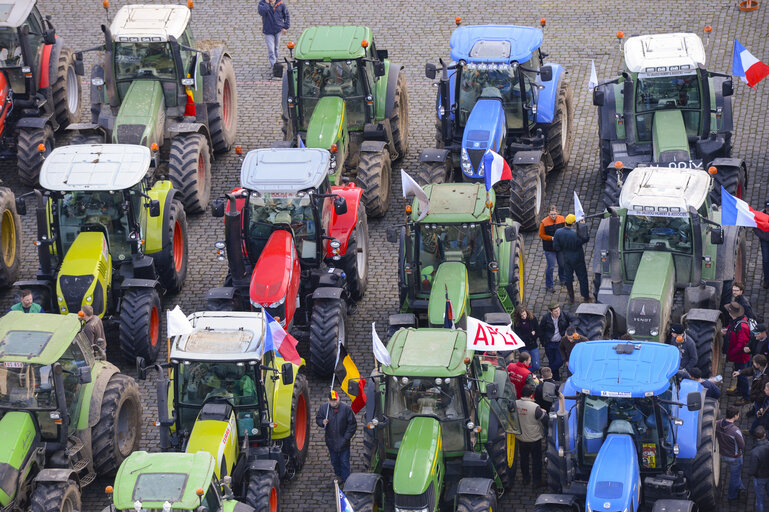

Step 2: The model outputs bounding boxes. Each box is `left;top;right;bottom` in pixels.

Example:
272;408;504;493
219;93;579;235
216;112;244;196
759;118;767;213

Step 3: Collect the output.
504;332;516;345
473;324;490;346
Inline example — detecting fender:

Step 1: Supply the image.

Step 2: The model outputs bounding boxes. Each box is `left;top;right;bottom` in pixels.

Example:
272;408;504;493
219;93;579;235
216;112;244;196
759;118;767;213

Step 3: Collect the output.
456;477;494;497
312;287;344;300
419;148;451;164
34;468;78;485
167;121;213;151
16;117;50;129
511;150;543;166
535;63;565;124
384;63;403;119
66;123;107;140
206;286;237;300
710;157;747;186
534;494;580;509
248;459;277;473
575;302;610;317
344;472;382;494
121;278;157;289
202;46;231;104
39;43;54;90
326;183;363;256
145;181;177;255
674;378;703;460
714;225;741;283
84;362;120;428
360;139;386;153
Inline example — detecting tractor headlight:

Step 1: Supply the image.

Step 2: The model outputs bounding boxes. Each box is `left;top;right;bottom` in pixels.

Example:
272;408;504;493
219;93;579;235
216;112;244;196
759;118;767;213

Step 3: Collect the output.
91;77;104;86
461;148;472;175
627;328;636;335
267;297;286;308
650;327;659;336
86;296;92;303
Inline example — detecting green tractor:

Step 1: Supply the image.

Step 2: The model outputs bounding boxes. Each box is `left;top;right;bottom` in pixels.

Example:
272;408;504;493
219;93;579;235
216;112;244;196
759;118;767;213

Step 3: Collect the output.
575;166;744;377
274;25;409;218
0;183;21;288
0;312;142;511
13;144;189;363
144;310;310;510
386;182;525;329
69;2;237;213
104;451;257;512
344;327;521;511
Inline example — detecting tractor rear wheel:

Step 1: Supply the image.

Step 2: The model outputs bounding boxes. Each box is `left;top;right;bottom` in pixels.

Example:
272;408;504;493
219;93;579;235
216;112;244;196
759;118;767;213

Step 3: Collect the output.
509;160;545;232
51;47;82;131
710;164;746;205
685;398;719;511
246;469;280;512
346;490;378;512
686;319;722;378
602;168;621;209
92;373;142;475
487;410;516;489
356;149;392;218
456;486;497;512
342;203;369;301
71;133;104;145
0;187;21;289
575;311;613;340
169;133;212;214
544;81;574;172
415;160;449;186
152;199;188;293
389;71;409;158
119;288;162;363
17;125;54;186
309;298;347;377
281;372;310;473
545;428;566;492
208;55;238;153
30;480;80;512
505;230;525;308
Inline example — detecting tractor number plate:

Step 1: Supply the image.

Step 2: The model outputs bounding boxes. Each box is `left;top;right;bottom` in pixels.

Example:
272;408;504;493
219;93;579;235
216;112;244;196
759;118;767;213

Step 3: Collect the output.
600;390;632;398
3;362;23;368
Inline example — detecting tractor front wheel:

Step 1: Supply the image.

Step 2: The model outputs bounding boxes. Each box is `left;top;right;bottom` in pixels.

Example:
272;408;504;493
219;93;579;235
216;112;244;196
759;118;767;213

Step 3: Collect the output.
51;47;82;130
309;298;347;377
544;81;575;172
17;125;54;186
602;168;622;209
152;199;188;293
685;398;720;511
686;319;722;378
356;149;392;218
509;160;545;232
389;71;409;158
342;203;369;301
208;55;238;153
456;485;498;512
346;488;381;512
545;428;566;492
92;373;142;475
30;480;81;512
415;160;449;187
281;372;310;473
169;133;212;214
0;187;21;289
574;311;613;340
505;229;525;308
246;469;280;512
710;164;747;205
119;288;162;363
487;410;516;489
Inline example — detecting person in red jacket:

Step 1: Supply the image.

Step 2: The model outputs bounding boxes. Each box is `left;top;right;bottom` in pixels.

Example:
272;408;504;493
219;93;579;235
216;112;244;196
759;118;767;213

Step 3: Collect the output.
724;301;752;402
508;352;539;398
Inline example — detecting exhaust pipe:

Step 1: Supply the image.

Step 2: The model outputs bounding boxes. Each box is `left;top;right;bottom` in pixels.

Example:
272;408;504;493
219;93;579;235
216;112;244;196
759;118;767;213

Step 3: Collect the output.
225;193;248;287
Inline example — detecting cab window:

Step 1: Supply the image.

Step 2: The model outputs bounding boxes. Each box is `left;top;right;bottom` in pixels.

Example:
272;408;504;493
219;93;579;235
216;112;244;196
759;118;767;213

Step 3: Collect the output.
202;482;222;510
59;341;88;427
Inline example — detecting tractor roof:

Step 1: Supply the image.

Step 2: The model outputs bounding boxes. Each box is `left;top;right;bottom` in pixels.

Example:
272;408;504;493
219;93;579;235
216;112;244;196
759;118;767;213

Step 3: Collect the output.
383;328;470;378
294;26;372;60
241;148;331;193
624;33;706;74
450;25;543;64
0;1;35;28
110;4;191;42
619;166;710;214
169;311;266;362
113;451;215;510
0;312;81;364
40;144;151;192
569;340;679;397
413;183;492;223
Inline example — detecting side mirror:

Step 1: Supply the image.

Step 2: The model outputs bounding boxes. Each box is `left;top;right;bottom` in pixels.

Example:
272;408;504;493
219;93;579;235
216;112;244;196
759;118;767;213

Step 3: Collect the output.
78;366;92;384
15;197;26;215
686;391;702;411
273;62;284;78
376;49;389;60
540;65;553;82
504;225;517;242
425;62;437;80
202;51;211;62
486;382;499;400
211;199;225;218
385;225;400;243
43;29;56;45
333;195;347;215
374;61;386;77
722;80;733;97
149;200;161;218
281;362;294;385
710;227;724;245
593;88;605;107
73;52;85;76
542;381;558;402
136;356;147;380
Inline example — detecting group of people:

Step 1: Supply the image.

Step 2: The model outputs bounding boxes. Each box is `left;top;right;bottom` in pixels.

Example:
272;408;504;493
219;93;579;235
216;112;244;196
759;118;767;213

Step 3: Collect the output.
538;206;591;304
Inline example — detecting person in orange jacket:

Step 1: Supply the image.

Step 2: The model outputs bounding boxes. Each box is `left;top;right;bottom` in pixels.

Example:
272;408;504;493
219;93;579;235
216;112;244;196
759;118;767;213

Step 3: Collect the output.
538;205;566;293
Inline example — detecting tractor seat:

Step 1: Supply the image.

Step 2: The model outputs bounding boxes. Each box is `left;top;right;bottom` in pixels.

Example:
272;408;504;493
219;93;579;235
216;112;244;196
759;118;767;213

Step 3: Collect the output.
607;419;635;435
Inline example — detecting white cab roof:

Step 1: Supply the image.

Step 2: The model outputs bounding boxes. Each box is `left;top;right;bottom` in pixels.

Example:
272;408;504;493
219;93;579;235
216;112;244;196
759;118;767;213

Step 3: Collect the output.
110;4;190;42
0;1;34;28
241;148;331;193
624;33;706;74
619;167;711;213
40;144;151;191
170;312;266;362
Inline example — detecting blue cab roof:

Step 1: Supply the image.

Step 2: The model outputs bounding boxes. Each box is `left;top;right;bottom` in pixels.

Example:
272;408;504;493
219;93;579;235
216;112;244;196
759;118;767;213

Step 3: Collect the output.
569;341;680;398
449;25;543;64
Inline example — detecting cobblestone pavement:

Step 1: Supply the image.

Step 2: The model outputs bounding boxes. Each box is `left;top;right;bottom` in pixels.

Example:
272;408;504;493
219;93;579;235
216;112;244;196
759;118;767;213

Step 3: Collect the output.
0;0;767;510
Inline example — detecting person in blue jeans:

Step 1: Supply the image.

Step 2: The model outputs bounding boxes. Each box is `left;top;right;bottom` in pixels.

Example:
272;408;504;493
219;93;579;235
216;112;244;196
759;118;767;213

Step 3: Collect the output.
514;305;540;372
258;0;290;70
538;206;566;293
316;390;357;484
717;406;746;500
538;303;574;378
748;426;769;511
754;203;769;289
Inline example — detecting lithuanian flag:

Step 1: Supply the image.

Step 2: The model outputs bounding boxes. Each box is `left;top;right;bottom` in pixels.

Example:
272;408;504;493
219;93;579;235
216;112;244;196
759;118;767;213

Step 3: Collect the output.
335;344;367;413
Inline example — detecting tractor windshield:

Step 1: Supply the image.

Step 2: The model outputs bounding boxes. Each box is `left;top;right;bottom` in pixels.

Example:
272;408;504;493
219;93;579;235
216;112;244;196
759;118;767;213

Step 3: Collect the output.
385;375;468;453
246;192;317;261
416;223;489;294
177;361;258;407
635;72;701;140
0;362;57;410
623;212;692;254
115;42;176;81
299;59;366;129
57;191;133;261
456;63;534;130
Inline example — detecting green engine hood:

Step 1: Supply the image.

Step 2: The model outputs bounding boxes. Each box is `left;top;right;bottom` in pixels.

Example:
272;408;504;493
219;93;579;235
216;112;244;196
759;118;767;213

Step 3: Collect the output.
428;262;468;327
57;232;111;315
0;412;37;506
393;416;442;496
627;251;675;341
306;96;345;150
114;80;165;146
652;109;690;162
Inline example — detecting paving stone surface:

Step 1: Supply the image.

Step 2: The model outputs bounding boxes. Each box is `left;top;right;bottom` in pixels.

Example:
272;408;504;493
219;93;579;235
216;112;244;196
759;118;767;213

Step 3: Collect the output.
0;0;767;510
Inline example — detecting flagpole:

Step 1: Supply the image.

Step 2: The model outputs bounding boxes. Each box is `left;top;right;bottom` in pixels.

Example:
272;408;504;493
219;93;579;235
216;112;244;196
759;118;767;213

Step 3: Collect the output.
334;478;341;512
326;337;343;422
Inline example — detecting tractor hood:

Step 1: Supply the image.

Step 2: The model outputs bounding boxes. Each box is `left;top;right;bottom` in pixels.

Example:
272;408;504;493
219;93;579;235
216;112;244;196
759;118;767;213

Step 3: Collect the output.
0;412;37;506
249;230;300;326
57;232;111;315
626;251;674;341
586;433;640;512
652;110;690;164
462;90;506;178
306;96;345;151
113;80;165;146
186;414;238;480
428;262;468;327
393;416;442;498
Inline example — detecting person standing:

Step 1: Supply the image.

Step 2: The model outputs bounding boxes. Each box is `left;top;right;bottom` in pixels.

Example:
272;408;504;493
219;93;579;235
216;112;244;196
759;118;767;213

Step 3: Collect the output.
81;305;106;352
669;323;698;376
728;281;756;321
538;303;574;378
507;352;538;398
9;290;42;313
748;324;769;360
716;406;746;501
752;382;769;436
258;0;290;71
747;426;769;512
515;383;547;489
724;301;752;403
538;206;566;293
733;355;769;409
757;201;769;289
552;214;591;304
316;390;357;484
513;305;540;372
687;368;721;400
534;367;558;410
559;327;587;377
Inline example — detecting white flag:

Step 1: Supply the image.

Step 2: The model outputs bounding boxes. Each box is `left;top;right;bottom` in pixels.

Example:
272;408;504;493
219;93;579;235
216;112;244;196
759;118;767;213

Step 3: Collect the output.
401;169;430;221
166;305;193;338
466;316;525;352
372;322;391;366
588;60;598;92
574;191;585;222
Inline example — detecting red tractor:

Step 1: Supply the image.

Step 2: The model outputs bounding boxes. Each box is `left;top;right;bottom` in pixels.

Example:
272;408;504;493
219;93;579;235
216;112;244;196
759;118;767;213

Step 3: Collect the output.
208;147;369;377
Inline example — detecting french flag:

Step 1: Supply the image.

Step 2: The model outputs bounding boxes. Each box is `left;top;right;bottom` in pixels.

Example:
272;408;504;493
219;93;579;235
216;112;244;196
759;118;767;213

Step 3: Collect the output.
263;311;302;365
732;39;769;88
721;186;769;231
483;150;512;191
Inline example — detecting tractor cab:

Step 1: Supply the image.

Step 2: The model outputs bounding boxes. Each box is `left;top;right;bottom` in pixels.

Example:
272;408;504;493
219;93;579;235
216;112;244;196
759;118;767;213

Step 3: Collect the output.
0;2;53;97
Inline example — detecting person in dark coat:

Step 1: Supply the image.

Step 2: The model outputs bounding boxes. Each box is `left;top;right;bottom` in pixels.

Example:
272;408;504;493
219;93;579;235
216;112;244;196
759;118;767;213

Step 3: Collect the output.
258;0;290;69
538;205;566;293
688;368;721;401
734;355;769;410
538;303;575;378
316;390;357;483
724;301;752;403
670;323;698;375
559;327;587;377
513;305;540;372
727;281;756;321
552;214;591;303
748;324;769;360
746;426;769;512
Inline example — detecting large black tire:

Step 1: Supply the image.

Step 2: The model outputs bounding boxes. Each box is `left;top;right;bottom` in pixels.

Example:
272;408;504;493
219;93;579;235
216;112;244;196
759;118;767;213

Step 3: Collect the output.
505;231;525;308
92;373;142;474
208;55;238;153
456;487;497;512
50;47;82;130
308;299;347;377
362;424;377;470
685;398;719;511
168;133;212;214
389;71;409;158
346;490;378;512
575;312;612;340
710;164;746;205
486;410;516;489
599;139;612;181
281;372;310;473
17;125;54;186
544;82;575;172
357;149;392;218
342;203;368;301
152;199;188;293
246;469;280;512
545;428;566;492
0;187;21;289
415;160;449;187
30;480;81;512
71;134;104;145
509;160;545;232
602;168;621;209
119;288;162;363
685;319;722;378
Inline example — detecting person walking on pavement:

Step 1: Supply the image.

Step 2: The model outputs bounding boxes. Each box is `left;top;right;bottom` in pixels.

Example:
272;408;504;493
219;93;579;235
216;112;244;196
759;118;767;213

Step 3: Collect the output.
552;214;591;304
538;303;575;378
81;305;106;352
538;205;566;293
513;305;541;372
316;390;357;484
747;426;769;512
258;0;290;71
515;383;547;489
724;301;753;403
8;289;42;313
669;323;698;376
717;406;746;501
757;201;769;289
507;352;539;398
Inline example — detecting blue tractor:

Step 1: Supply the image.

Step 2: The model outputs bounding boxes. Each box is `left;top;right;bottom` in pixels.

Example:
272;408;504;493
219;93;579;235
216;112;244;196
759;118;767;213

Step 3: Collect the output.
537;341;719;512
418;22;574;231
